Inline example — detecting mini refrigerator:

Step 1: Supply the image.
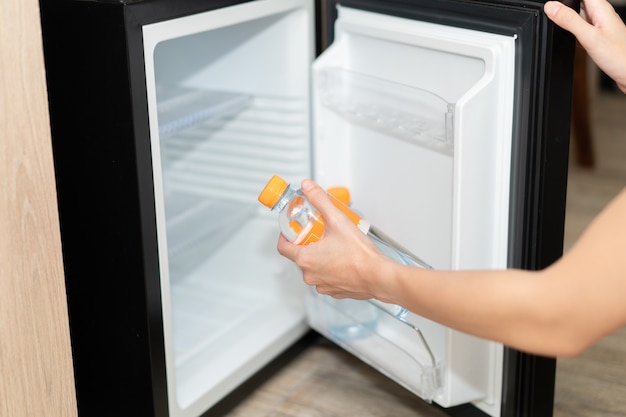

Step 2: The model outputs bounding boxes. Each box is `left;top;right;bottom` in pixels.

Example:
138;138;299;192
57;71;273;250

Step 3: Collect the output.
39;0;576;416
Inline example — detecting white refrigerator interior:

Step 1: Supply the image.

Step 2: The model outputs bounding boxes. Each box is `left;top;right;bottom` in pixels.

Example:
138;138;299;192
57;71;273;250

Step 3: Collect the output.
142;0;516;416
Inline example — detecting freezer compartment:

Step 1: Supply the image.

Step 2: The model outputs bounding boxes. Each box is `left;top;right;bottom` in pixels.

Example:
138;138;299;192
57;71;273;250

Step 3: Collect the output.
317;67;454;155
307;291;442;401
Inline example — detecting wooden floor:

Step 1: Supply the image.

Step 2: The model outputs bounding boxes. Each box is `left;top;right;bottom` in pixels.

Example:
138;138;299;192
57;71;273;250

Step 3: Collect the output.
221;90;626;417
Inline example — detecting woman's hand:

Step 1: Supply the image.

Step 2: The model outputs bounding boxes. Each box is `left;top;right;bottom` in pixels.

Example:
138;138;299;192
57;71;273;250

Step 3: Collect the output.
545;0;626;93
276;179;395;301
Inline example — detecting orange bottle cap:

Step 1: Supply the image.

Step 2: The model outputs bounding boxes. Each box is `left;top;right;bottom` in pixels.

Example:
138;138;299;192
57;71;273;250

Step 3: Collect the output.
258;175;288;209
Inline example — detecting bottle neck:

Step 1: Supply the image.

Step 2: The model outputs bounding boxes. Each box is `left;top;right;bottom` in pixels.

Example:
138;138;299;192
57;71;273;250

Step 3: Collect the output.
272;186;297;212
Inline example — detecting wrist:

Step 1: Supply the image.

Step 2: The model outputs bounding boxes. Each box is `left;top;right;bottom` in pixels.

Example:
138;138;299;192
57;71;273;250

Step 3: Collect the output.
370;258;411;306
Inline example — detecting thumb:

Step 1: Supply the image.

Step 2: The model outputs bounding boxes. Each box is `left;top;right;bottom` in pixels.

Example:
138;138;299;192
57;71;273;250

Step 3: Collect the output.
544;1;592;40
300;179;347;226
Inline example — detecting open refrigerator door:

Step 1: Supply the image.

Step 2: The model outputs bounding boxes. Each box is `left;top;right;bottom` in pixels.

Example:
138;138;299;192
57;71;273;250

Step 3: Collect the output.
308;6;516;416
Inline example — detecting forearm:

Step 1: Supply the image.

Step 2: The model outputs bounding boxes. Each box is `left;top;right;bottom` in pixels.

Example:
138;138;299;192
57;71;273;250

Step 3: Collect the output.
376;188;626;357
379;266;578;356
284;181;626;357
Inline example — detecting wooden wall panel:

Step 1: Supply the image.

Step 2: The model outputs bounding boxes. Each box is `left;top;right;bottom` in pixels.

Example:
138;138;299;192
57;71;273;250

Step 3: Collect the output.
0;0;78;416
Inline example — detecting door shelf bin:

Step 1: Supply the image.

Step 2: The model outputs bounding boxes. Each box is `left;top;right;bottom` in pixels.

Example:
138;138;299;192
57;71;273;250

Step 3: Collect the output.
315;67;454;155
306;289;443;402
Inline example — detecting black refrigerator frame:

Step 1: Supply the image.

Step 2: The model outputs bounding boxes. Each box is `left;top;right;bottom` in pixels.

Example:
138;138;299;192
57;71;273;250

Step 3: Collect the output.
38;0;576;416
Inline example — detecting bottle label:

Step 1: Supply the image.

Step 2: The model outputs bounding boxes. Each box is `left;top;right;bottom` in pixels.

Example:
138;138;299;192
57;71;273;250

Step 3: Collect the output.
293;218;325;245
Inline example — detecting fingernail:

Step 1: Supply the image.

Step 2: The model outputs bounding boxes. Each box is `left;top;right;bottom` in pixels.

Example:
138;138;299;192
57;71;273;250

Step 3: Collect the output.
301;179;316;191
545;1;561;17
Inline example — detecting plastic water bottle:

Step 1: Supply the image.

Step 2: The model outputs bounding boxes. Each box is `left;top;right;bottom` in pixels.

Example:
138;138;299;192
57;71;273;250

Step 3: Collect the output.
257;175;432;321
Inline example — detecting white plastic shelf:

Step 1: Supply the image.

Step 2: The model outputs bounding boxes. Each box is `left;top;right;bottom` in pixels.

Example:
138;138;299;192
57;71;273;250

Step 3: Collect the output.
156;86;253;138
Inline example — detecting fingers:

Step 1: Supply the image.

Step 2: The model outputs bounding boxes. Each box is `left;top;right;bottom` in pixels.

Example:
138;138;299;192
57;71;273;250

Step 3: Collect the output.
300;179;346;225
314;284;370;300
544;1;595;43
300;179;333;211
277;232;299;261
276;179;347;267
545;1;584;31
276;179;337;261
